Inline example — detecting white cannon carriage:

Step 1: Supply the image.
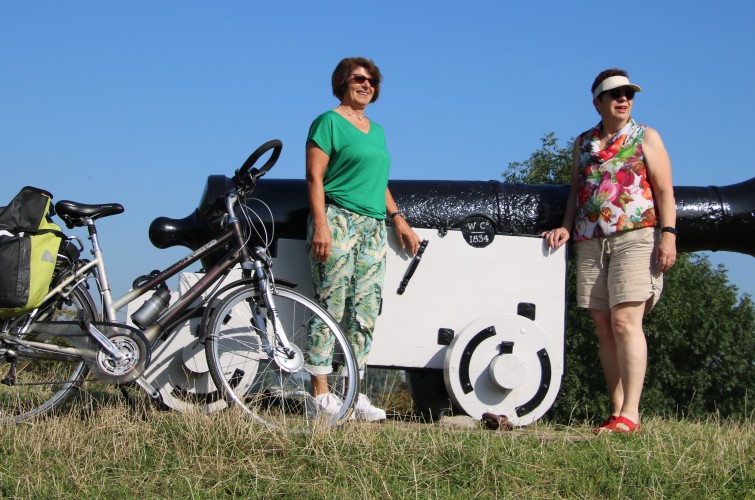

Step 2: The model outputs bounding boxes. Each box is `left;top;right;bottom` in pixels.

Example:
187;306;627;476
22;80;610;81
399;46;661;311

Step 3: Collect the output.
137;174;754;426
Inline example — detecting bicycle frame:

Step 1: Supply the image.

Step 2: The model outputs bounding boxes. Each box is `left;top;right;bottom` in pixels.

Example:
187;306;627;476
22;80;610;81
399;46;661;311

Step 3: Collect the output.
24;192;256;349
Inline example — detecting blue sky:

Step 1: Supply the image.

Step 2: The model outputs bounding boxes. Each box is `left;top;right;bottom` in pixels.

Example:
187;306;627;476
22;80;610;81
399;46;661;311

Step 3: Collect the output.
2;1;753;299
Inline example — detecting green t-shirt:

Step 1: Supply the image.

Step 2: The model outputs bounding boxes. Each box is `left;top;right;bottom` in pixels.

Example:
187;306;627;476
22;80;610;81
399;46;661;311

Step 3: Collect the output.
307;110;391;219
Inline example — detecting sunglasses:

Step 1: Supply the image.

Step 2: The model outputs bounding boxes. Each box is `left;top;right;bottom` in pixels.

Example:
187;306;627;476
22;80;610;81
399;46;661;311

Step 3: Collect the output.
608;87;635;100
350;74;378;86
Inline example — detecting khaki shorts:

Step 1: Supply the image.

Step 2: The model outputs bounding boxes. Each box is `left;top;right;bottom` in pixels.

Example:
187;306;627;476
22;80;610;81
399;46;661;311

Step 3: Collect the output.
574;227;663;312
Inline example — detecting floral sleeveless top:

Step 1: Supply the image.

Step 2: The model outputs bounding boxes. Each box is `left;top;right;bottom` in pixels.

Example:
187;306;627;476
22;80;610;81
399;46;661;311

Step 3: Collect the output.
573;119;656;241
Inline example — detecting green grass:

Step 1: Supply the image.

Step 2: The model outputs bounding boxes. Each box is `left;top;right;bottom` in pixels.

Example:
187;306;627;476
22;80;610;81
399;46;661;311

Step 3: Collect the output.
0;393;752;499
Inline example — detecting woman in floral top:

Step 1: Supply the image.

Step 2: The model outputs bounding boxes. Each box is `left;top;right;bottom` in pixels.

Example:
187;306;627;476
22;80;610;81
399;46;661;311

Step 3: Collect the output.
543;69;677;434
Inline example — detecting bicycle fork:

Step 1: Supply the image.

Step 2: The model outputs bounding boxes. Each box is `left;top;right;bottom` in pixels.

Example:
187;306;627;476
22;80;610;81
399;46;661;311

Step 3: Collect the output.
249;259;300;370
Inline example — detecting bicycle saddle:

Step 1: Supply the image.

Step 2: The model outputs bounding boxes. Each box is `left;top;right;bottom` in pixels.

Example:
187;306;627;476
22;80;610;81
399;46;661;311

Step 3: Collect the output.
55;200;125;228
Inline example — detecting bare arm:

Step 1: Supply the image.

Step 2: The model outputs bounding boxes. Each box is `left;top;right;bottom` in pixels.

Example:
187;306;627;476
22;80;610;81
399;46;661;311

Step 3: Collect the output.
306;141;331;263
386;187;420;255
543;139;581;249
643;127;677;272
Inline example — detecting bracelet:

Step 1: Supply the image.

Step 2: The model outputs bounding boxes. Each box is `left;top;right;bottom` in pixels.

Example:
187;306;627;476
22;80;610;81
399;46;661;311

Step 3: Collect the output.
661;226;678;236
388;211;404;221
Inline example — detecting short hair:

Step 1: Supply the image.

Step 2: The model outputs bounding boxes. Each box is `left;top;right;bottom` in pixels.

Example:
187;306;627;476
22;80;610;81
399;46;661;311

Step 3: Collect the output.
331;57;382;103
591;68;629;99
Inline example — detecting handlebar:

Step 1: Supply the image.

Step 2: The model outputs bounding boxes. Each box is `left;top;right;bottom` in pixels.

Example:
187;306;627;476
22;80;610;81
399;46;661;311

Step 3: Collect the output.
232;139;283;190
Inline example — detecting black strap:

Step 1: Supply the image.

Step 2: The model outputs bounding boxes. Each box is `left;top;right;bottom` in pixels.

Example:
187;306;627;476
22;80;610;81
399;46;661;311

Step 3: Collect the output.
397;239;429;295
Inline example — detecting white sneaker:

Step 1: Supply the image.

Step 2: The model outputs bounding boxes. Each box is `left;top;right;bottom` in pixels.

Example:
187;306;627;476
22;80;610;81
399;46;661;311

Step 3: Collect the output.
306;393;343;419
351;394;386;422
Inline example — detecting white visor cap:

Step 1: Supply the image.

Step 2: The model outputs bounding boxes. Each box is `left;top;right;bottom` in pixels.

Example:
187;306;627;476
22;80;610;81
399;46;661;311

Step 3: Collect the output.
593;75;642;99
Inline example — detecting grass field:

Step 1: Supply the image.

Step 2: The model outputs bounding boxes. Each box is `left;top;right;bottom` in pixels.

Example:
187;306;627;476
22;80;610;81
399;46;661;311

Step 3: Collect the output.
0;389;752;499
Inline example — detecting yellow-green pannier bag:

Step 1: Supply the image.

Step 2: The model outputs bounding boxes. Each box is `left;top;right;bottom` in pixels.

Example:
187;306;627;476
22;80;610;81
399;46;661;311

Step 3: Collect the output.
0;186;65;318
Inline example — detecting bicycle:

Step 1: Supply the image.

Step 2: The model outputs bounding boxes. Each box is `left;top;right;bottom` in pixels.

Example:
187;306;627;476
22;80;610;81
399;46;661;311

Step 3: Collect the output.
0;140;359;428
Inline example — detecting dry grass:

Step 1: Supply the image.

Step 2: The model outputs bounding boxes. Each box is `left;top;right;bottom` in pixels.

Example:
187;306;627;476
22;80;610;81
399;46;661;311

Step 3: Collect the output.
0;391;752;498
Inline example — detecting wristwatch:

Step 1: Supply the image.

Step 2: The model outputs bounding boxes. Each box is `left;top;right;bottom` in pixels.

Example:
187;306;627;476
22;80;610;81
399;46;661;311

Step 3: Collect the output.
388;210;404;220
661;226;678;235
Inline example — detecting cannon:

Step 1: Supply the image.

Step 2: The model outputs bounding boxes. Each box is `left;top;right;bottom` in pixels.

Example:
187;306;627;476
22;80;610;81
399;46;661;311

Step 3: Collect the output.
142;176;754;424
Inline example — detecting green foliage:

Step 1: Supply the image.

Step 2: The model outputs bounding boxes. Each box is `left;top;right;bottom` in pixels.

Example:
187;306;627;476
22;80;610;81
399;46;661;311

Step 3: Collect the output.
503;133;755;423
644;254;754;419
502;132;575;185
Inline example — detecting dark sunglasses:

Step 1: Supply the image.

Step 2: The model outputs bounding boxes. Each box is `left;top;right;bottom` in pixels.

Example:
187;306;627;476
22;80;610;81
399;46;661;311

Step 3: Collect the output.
350;74;378;86
608;87;635;100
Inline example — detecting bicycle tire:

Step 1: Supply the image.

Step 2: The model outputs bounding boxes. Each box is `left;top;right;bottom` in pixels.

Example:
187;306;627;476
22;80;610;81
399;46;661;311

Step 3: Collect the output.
204;284;359;428
0;284;97;423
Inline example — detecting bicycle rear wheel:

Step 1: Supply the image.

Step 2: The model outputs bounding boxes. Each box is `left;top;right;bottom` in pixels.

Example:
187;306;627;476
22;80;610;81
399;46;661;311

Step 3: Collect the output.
0;285;96;423
204;284;359;428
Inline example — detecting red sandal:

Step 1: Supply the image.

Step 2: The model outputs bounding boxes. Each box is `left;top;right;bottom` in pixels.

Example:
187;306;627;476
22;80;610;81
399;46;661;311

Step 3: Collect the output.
606;416;641;434
592;415;617;433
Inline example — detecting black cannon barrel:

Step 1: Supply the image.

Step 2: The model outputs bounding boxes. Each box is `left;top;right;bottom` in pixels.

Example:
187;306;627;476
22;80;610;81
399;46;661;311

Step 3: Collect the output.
672;180;755;254
149;177;755;265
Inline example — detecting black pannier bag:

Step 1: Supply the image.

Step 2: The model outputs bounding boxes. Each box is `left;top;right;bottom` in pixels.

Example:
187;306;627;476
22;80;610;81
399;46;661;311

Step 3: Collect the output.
0;186;65;318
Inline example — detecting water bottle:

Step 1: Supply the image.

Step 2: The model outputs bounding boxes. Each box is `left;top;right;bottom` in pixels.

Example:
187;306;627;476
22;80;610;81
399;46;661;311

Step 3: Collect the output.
131;285;171;329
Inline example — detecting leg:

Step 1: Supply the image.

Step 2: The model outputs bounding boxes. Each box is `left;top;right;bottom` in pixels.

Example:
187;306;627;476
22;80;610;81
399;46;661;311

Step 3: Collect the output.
610;301;647;423
343;217;387;422
311;374;329;397
348;217;386;370
574;238;619;420
305;207;355;393
603;228;657;425
590;308;623;417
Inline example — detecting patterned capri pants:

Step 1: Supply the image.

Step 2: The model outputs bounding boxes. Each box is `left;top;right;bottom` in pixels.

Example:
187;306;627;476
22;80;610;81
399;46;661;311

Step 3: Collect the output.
305;204;387;375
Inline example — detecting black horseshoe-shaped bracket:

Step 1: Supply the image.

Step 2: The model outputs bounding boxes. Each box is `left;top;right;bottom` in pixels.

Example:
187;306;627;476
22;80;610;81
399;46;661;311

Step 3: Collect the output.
515;348;551;417
458;326;497;394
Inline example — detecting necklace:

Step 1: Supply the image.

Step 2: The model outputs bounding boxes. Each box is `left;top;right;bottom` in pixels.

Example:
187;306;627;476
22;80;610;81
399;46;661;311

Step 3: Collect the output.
590;120;633;163
339;105;366;121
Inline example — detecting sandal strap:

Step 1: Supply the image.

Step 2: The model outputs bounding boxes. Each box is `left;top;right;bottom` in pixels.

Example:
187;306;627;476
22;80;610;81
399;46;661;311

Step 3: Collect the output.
612;416;640;433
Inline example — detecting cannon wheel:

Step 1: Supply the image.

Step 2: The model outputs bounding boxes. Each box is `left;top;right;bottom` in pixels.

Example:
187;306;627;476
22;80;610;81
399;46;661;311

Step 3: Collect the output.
405;369;462;420
442;314;561;427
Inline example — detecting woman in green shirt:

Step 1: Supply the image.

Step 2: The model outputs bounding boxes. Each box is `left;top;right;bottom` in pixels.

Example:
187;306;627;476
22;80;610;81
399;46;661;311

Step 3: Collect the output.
305;57;420;421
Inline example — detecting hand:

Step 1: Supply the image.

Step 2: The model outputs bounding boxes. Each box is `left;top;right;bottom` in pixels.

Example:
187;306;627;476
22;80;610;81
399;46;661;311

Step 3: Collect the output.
393;217;421;255
541;227;570;249
311;223;332;264
656;232;677;272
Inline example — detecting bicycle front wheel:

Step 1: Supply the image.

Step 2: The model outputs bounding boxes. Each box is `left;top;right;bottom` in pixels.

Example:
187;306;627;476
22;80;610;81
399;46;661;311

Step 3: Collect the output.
0;284;96;424
204;284;359;428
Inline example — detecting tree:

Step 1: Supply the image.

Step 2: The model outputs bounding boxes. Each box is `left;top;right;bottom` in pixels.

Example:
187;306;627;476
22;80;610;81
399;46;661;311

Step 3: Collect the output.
643;256;754;418
502;132;574;186
503;133;755;422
